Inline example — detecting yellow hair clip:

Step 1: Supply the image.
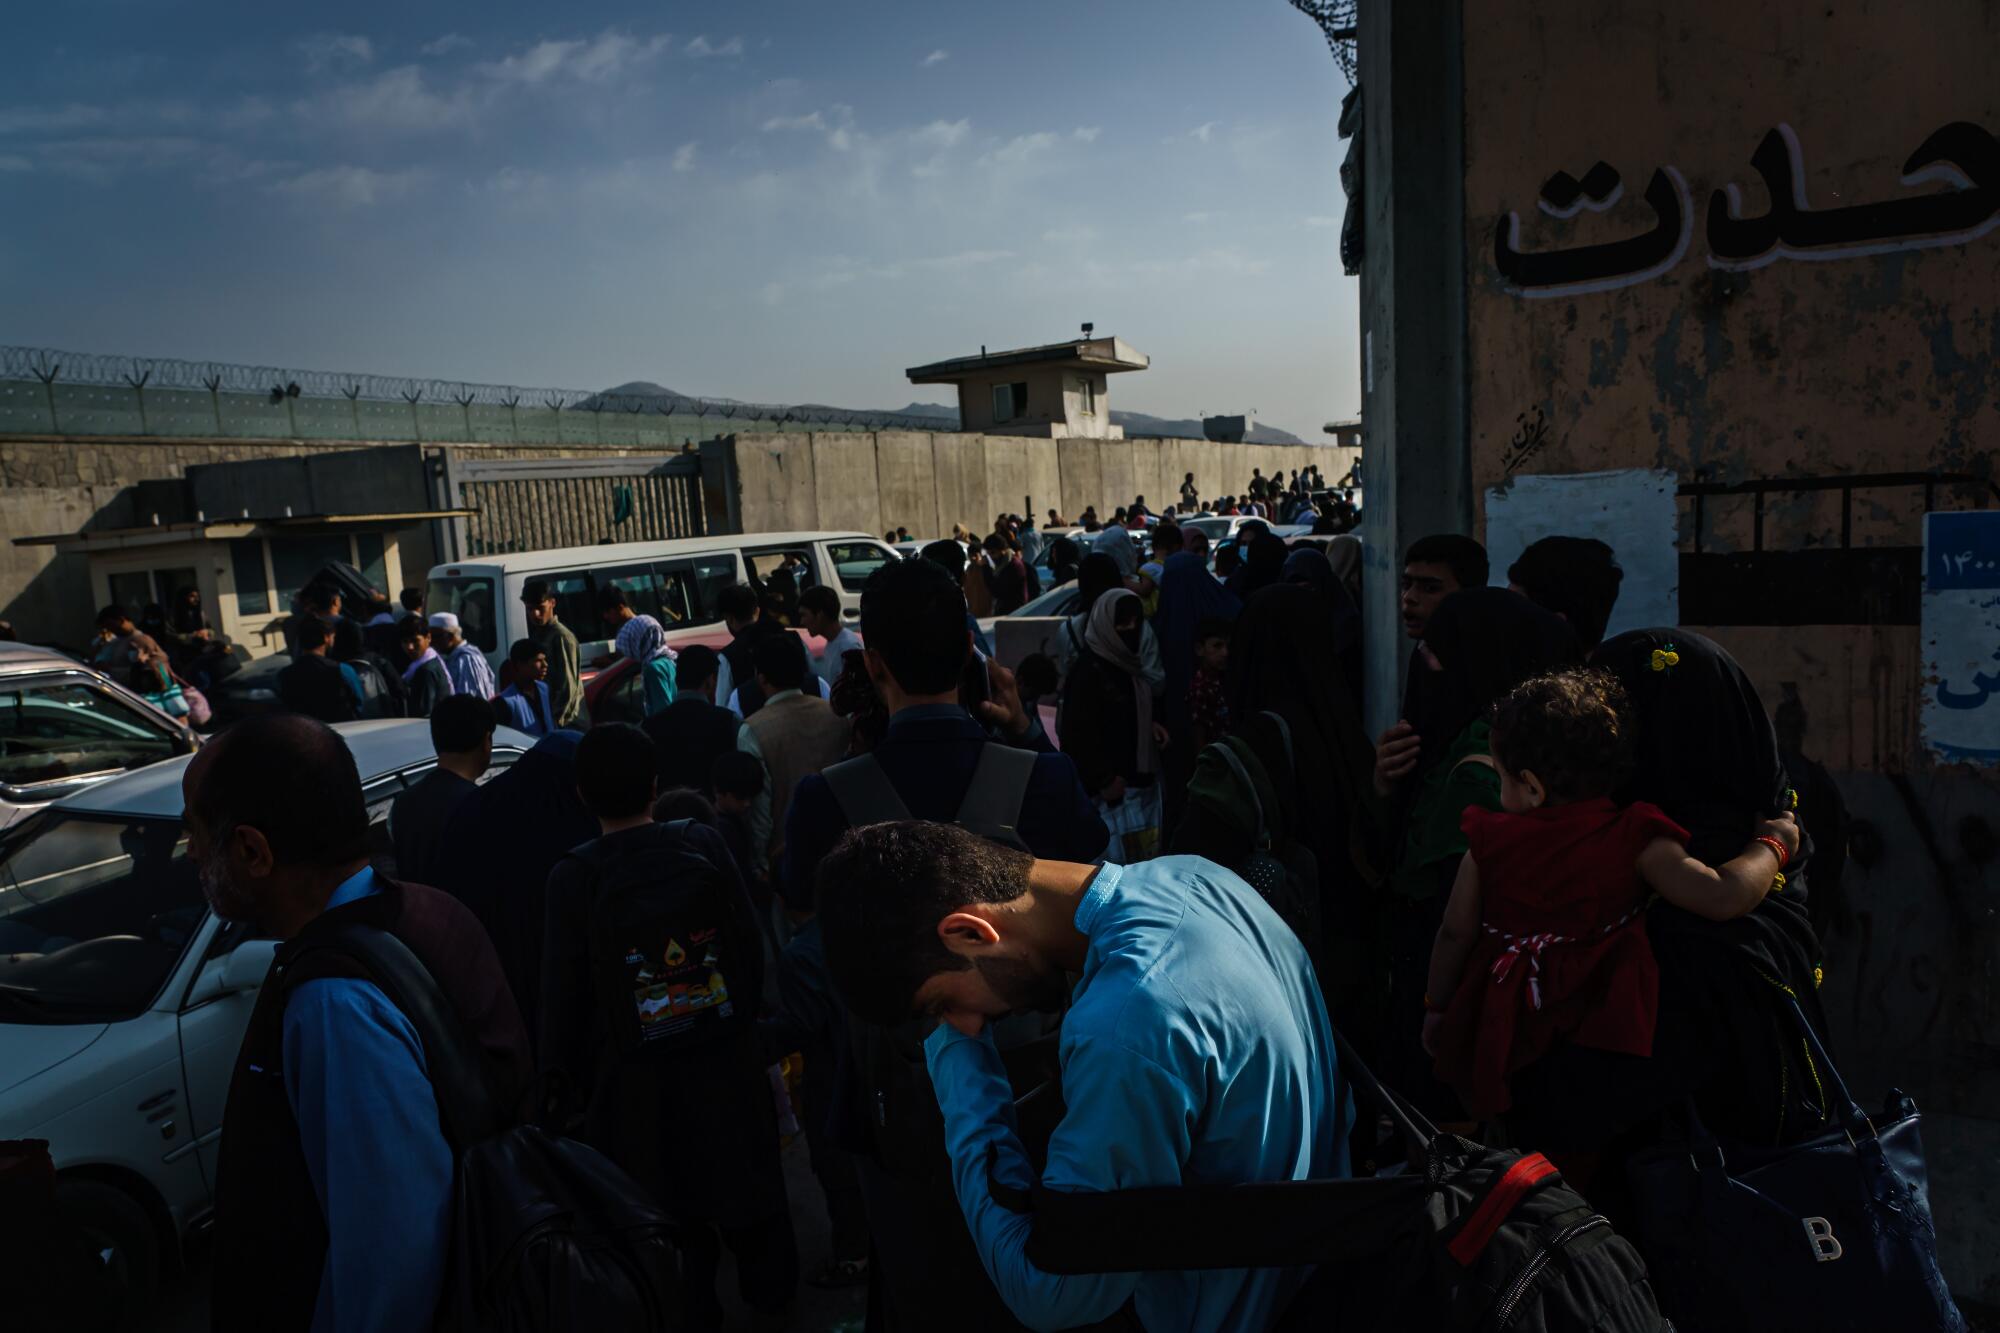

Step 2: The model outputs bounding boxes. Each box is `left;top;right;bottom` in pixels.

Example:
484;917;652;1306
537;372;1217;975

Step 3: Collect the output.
1771;871;1786;892
1813;965;1825;988
1650;646;1680;672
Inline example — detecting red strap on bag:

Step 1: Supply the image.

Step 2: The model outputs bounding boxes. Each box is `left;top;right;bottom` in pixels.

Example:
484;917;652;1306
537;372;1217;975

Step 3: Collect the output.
1447;1153;1559;1266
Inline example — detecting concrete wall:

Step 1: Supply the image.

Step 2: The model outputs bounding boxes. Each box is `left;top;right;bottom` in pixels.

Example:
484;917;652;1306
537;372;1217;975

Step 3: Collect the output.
716;430;1355;538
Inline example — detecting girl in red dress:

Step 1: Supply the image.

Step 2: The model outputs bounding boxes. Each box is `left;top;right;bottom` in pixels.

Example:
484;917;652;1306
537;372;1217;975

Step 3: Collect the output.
1422;667;1800;1120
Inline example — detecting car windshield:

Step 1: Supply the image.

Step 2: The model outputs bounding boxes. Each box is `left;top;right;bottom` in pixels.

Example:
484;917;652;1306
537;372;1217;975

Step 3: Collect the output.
0;813;205;1023
0;676;180;798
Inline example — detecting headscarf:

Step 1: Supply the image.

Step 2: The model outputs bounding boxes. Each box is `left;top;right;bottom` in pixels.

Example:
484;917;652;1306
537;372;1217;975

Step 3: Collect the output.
1415;588;1579;771
614;613;676;663
1597;628;1827;1144
1325;535;1363;604
1082;589;1154;774
1153;550;1241;733
1227;532;1288;599
1090;523;1138;578
1047;535;1082;587
400;645;442;684
1283;544;1363;676
435;730;598;1047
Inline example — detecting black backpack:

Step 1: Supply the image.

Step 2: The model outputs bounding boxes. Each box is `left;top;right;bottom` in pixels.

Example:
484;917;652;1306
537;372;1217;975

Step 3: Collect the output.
1180;711;1323;953
821;743;1051;1176
565;820;756;1061
997;1029;1671;1333
282;923;682;1333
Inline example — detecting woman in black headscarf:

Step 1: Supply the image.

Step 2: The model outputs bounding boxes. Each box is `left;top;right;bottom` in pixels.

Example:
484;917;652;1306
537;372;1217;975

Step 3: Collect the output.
1171;584;1384;1037
1283;544;1362;708
435;729;599;1049
1226;530;1289;600
1046;534;1082;589
1383;588;1579;1107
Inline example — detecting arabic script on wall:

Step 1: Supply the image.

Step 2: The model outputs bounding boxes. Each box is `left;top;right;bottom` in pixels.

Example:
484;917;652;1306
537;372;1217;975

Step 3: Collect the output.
1496;121;2000;298
1922;509;2000;765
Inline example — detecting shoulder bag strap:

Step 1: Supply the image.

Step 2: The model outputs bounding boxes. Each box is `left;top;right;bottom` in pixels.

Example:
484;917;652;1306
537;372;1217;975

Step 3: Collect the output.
957;743;1038;841
283;922;506;1148
821;753;915;827
1211;739;1268;847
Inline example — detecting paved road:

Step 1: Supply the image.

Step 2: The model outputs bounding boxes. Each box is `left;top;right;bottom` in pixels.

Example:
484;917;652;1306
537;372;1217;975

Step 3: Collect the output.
141;1134;866;1332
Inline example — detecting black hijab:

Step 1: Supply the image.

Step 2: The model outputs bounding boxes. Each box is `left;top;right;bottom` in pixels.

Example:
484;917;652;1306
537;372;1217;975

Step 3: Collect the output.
1416;587;1580;770
1074;553;1124;614
435;730;598;1047
1598;628;1828;1144
1228;532;1289;600
1047;536;1082;588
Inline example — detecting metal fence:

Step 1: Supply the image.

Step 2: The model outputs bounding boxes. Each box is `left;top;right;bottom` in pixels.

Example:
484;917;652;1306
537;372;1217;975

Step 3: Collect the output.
441;455;709;557
0;344;954;446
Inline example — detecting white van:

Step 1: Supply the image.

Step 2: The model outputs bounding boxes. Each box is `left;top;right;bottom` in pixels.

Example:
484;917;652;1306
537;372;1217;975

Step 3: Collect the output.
424;530;900;669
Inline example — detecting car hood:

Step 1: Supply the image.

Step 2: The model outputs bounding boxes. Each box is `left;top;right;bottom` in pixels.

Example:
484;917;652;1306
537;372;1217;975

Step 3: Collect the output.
0;1020;110;1096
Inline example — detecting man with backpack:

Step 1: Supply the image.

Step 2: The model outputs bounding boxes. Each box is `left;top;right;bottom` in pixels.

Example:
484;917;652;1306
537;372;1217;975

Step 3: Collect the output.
190;716;533;1333
540;723;799;1331
781;556;1107;1329
816;823;1351;1332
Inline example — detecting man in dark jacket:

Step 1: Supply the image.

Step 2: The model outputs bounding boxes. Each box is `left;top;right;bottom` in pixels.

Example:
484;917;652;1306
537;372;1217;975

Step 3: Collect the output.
781;556;1106;1330
277;618;360;723
390;694;493;884
713;583;790;719
540;724;799;1329
191;716;530;1333
641;644;743;793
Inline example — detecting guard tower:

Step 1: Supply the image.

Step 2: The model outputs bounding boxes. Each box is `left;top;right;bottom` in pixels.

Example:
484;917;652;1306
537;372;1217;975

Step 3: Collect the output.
906;333;1149;439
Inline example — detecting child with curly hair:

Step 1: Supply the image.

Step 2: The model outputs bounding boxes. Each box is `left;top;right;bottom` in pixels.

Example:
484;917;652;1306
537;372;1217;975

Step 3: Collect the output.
1422;667;1799;1120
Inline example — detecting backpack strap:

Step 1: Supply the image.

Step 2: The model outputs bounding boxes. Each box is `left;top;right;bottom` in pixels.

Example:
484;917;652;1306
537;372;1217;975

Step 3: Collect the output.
1211;739;1269;847
282;922;505;1148
821;753;915;827
956;743;1037;844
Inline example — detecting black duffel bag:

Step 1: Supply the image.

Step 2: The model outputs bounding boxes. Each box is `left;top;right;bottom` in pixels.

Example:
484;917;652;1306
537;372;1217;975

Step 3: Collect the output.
994;1030;1671;1332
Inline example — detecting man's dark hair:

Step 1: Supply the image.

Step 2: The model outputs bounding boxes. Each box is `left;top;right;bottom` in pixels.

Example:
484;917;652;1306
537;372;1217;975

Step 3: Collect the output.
575;723;657;819
1214;546;1242;577
1405;533;1490;591
400;587;424;612
296;617;332;651
920;539;966;578
507;637;544;667
860;556;970;696
520;578;553;606
1196;616;1233;645
710;748;766;800
1151;523;1183;554
1507;536;1624;650
982;532;1009;556
97;605;129;629
1490;668;1634;801
303;581;340;614
398;613;429;640
430;693;496;754
1014;652;1058;701
676;643;719;692
653;786;719;827
596;585;630;615
800;585;842;621
190;715;368;867
716;583;759;622
753;629;810;691
816;821;1033;1027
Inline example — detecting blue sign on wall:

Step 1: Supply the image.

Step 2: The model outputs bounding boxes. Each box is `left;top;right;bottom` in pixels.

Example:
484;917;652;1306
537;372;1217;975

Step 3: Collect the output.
1923;510;2000;763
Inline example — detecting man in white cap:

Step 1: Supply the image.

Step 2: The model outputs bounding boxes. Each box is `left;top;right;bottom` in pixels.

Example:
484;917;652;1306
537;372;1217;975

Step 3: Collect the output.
429;612;496;700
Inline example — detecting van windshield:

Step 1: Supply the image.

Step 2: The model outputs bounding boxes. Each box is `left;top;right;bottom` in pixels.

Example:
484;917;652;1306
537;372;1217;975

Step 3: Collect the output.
426;575;498;652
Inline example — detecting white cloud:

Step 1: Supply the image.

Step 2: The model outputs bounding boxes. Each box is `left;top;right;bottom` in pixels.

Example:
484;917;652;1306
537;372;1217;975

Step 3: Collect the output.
672;142;698;172
763;111;826;133
481;165;546;194
269;164;424;208
912;249;1012;269
1071;126;1101;142
921;49;950;67
684;35;744;58
911;118;969;149
1191;120;1219;143
422;33;474;57
1041;224;1098;245
478;31;671;85
986;131;1057;165
1183;211;1214;224
763;105;857;151
297;65;476;133
300;33;374;72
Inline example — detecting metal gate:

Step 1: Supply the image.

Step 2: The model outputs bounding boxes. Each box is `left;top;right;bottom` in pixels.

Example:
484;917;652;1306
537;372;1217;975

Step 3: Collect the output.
435;452;707;560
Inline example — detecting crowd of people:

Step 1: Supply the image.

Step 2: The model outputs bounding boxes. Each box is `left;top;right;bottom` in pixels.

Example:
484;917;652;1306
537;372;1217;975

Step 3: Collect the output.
166;466;1871;1333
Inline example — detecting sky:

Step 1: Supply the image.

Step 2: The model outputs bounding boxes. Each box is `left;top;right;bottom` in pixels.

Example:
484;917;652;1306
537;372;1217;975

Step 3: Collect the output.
1;1;1358;438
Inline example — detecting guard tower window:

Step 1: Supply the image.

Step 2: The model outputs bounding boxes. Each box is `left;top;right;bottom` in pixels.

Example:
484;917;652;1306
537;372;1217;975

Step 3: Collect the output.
1078;377;1096;416
991;381;1029;423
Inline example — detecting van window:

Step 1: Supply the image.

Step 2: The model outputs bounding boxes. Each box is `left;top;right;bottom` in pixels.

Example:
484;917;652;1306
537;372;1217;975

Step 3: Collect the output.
744;547;818;592
826;541;894;593
425;575;498;651
533;553;739;642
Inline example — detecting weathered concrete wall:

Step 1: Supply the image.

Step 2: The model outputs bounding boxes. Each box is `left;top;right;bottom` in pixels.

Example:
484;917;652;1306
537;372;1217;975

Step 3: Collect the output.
715;431;1353;539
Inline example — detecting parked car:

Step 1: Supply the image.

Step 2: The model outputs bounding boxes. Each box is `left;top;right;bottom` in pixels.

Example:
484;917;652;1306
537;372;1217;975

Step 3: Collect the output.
202;648;403;730
0;719;532;1314
426;530;900;677
0;642;201;831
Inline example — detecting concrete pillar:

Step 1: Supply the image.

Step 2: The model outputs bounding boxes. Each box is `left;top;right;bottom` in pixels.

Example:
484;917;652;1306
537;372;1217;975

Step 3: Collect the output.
1357;0;1471;733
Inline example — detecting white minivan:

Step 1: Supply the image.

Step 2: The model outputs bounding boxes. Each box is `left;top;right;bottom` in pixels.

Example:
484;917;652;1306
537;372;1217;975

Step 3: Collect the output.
424;530;900;671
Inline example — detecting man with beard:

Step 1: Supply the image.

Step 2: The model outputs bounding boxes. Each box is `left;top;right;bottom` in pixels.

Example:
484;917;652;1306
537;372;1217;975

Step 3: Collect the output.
186;715;530;1333
816;823;1352;1333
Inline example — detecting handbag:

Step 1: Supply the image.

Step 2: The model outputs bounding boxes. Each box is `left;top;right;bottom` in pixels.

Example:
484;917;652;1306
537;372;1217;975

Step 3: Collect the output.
1626;996;1965;1331
180;684;212;728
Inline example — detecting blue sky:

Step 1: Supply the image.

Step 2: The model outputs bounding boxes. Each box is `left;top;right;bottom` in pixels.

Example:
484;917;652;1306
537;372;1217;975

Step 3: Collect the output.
1;1;1357;437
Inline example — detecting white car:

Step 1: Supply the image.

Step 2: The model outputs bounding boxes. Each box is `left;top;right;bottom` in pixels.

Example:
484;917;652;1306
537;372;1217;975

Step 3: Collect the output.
0;719;531;1312
0;642;202;831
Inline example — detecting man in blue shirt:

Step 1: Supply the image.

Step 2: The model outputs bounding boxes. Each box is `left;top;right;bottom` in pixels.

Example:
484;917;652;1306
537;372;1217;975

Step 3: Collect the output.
816;822;1351;1333
189;715;532;1333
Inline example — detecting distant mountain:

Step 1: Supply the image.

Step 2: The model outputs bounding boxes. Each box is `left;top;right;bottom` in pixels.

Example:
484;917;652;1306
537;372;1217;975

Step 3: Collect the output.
598;384;1310;444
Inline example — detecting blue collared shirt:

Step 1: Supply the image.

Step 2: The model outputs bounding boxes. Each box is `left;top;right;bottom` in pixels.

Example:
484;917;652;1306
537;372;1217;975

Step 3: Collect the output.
924;858;1350;1333
283;868;455;1333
